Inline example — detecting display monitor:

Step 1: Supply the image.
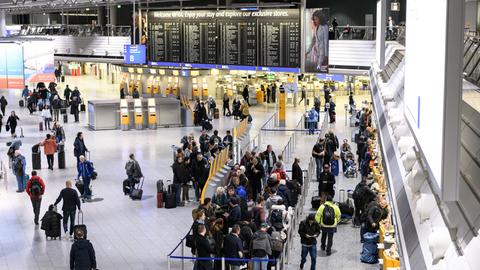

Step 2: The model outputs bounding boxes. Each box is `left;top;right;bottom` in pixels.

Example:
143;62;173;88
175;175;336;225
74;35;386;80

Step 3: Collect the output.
124;45;146;64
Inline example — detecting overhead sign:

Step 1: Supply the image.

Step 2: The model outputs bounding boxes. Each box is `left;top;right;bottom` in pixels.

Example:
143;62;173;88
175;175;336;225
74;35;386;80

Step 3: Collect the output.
124;45;146;64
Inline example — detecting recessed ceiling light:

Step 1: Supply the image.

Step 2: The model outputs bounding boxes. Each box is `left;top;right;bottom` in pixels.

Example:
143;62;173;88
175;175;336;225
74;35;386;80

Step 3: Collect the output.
117;5;121;8
86;7;90;11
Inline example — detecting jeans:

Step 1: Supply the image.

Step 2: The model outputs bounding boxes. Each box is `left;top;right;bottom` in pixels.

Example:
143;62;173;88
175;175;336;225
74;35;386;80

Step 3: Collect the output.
83;177;92;199
182;184;190;201
300;244;317;270
31;198;42;224
315;158;323;179
16;174;25;191
307;121;315;135
321;231;334;252
173;183;181;204
252;256;268;270
53;109;60;122
63;210;76;235
46;154;54;169
44;118;51;130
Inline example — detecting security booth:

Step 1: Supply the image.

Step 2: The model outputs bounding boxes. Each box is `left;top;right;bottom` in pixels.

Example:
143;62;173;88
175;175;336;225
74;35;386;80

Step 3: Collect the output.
120;99;130;131
148;98;157;129
134;99;144;130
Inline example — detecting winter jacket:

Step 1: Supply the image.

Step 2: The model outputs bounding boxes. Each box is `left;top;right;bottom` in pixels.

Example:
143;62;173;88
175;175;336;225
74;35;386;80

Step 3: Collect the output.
40;138;58;155
70;239;96;270
365;201;389;231
172;161;190;184
78;161;94;179
54;188;81;212
265;195;283;211
192;157;209;184
298;220;321;246
318;172;335;194
251;231;272;257
12;154;26;176
125;159;143;179
228;205;242;227
277;183;291;207
212;193;227;208
315;201;341;228
291;162;303;184
73;138;87;157
26;176;46;200
223;233;244;266
40;210;62;237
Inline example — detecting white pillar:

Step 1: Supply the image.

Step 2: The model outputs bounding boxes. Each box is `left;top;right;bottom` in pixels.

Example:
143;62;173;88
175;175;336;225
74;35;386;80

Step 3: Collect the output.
376;0;386;69
0;10;6;37
109;5;117;26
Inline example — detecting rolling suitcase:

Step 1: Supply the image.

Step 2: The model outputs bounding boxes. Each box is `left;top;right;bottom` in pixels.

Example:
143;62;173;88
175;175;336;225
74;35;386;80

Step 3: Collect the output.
39;122;44;131
311;191;322;209
32;152;42;170
58;150;65;169
73;211;87;240
75;179;84;195
19;100;24;107
63;114;68;123
214;108;219;119
156;179;165;193
157;192;164;208
80;103;86;112
61;75;65;82
123;179;131;195
130;177;144;200
164;181;176;209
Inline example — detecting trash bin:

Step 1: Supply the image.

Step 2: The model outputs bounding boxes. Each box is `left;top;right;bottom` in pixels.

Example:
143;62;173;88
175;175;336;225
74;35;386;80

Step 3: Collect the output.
32;144;41;170
58;143;66;169
256;91;264;105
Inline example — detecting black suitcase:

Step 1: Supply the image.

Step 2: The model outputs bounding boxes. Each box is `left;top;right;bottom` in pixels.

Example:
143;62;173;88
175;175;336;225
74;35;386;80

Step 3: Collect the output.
80;104;86;112
19;100;24;107
311;191;322;209
75;179;84;195
123;179;131;195
58;150;65;169
32;152;41;170
73;211;87;240
61;75;65;82
130;177;144;200
338;202;354;217
165;183;176;209
63;114;68;123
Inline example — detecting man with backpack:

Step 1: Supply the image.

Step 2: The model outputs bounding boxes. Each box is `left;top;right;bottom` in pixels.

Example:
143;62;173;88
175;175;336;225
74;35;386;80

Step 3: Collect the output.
298;214;321;270
315;195;341;256
251;223;272;270
307;107;318;135
13;150;27;193
26;171;46;225
125;153;143;194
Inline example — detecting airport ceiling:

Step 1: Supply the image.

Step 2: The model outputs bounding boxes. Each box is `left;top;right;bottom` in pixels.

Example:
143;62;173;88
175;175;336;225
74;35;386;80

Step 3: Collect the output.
1;0;301;12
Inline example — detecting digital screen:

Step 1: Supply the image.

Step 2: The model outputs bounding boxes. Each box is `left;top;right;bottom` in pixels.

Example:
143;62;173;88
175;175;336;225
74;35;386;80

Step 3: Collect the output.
124;45;146;64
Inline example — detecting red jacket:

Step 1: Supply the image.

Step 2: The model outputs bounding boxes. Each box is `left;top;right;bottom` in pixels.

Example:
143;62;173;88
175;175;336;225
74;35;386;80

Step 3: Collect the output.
271;169;287;181
26;176;46;199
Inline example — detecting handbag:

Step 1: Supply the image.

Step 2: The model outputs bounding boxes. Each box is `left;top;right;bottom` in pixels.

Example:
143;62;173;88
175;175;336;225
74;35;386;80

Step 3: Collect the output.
185;224;195;248
5;124;9;132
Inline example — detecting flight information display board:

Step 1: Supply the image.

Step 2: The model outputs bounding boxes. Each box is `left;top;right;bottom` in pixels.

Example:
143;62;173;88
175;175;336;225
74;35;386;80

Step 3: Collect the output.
147;9;300;68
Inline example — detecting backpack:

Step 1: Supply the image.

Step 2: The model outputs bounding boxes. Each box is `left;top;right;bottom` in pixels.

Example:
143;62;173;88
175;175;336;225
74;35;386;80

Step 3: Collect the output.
126;161;135;176
352;184;364;200
30;179;42;196
271;230;283;252
322;204;335;226
269;209;284;230
13;157;23;175
308;110;316;121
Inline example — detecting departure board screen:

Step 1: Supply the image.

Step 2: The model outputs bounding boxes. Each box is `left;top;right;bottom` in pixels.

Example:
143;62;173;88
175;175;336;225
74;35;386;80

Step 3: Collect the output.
147;9;300;67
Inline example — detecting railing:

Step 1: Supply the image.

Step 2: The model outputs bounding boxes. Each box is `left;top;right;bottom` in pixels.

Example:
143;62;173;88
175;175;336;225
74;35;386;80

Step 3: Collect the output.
200;147;229;203
13;24;131;37
331;25;405;42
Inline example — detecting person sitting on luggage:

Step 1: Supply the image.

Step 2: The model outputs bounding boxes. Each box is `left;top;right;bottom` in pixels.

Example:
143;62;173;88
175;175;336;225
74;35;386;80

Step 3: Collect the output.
77;155;94;201
54;180;81;239
125;153;143;194
70;227;97;270
40;205;63;239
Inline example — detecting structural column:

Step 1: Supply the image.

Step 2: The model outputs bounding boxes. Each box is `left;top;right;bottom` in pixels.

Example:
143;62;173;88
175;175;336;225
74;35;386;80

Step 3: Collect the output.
109;5;117;26
98;6;106;26
376;0;386;69
0;10;7;37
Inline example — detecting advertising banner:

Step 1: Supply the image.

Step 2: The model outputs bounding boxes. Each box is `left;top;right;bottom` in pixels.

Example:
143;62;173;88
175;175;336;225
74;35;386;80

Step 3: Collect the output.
304;8;330;73
23;40;55;84
0;43;24;89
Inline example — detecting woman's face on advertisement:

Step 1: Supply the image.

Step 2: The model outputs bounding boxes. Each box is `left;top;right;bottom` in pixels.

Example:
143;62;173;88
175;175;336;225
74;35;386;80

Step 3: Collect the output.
313;15;320;25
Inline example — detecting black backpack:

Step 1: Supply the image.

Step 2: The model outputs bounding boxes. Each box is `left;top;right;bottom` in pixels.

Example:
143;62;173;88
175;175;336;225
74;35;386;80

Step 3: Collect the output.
269;209;284;230
30;179;42;196
322;204;335;226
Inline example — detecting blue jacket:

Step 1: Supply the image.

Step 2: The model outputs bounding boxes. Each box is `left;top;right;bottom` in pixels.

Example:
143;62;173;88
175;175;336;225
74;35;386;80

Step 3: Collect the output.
78;161;94;179
13;154;26;176
307;109;319;123
22;88;29;98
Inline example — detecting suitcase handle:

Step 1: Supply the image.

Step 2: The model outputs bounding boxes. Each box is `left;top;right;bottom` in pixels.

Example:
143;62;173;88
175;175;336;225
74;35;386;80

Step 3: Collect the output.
77;210;83;225
137;177;145;189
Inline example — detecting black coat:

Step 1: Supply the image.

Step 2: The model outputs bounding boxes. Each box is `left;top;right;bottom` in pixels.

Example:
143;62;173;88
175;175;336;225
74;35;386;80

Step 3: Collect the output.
318;172;335;195
291;162;303;185
54;188;81;212
70;239;96;270
73;137;88;158
172;162;190;184
223;233;244;265
298;220;321;245
262;150;277;169
192;158;209;184
41;210;63;238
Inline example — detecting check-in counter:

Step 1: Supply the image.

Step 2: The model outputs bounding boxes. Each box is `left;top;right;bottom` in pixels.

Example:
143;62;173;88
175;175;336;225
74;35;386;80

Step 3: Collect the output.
88;97;181;130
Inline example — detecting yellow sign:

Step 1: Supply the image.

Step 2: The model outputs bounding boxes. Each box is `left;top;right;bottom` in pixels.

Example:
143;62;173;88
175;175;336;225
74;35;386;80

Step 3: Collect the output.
279;90;286;126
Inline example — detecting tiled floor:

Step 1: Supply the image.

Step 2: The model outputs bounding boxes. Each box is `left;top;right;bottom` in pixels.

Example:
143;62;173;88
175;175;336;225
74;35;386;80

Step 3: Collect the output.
0;75;306;270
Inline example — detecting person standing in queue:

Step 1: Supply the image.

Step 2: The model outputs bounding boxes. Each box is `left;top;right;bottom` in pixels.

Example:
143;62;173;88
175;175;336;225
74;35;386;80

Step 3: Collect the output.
12;150;27;193
70;228;97;270
192;153;209;202
73;132;88;172
262;145;277;175
266;84;271;103
26;170;46;225
223;224;244;270
39;134;58;170
64;85;72;105
195;224;213;270
54;180;81;239
172;155;190;206
242;85;250;106
70;96;80;123
6;111;20;137
78;155;94;201
318;164;335;199
120;87;125;99
271;83;277;103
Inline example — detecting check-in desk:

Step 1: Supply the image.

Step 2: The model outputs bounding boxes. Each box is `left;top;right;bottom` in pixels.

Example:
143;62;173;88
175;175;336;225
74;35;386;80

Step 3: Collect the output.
88;97;181;130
